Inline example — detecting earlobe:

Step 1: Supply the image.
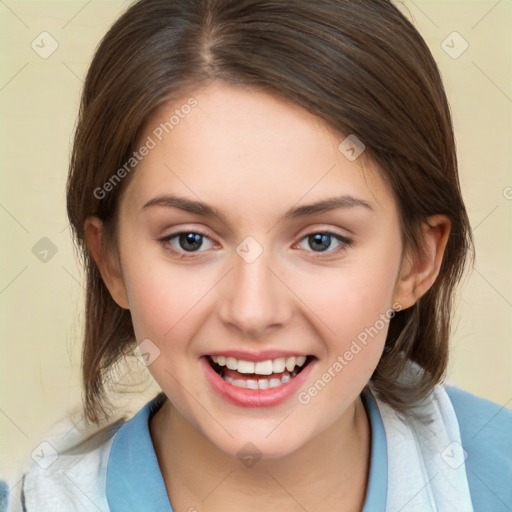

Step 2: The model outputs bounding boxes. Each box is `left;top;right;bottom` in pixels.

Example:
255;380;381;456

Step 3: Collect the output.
83;216;130;310
393;215;451;310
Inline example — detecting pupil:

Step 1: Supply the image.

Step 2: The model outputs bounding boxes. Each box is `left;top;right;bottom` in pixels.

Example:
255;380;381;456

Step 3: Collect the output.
309;233;331;251
180;233;203;251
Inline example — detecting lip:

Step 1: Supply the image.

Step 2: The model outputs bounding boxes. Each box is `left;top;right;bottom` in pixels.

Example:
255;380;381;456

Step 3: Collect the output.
201;355;316;408
204;350;311;362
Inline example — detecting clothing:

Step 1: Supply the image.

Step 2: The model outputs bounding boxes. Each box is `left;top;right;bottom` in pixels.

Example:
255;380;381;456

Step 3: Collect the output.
2;384;511;511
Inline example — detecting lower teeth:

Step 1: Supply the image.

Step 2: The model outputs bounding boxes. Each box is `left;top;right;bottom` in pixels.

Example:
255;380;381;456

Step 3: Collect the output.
221;368;300;390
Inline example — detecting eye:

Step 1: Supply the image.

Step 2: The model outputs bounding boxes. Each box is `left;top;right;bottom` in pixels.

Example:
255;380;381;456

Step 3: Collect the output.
158;230;216;257
158;229;352;260
296;231;352;254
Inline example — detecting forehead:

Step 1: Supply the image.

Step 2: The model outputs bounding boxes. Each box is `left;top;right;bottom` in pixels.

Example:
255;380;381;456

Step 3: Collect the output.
120;81;395;223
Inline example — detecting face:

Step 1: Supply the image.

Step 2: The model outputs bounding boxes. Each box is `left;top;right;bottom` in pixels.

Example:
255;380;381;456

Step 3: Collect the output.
101;81;408;459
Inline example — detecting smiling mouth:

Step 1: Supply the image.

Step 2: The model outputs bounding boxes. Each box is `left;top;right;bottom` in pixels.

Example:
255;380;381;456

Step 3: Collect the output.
208;355;315;390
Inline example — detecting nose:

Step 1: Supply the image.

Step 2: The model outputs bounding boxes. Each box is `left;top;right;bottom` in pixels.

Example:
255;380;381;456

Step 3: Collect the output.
217;246;292;339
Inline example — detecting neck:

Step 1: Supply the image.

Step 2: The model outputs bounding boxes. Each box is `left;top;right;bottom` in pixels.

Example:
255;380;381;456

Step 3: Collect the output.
150;396;371;512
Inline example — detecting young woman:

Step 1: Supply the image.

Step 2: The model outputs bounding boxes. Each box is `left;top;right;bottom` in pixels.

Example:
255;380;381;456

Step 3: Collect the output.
4;1;511;511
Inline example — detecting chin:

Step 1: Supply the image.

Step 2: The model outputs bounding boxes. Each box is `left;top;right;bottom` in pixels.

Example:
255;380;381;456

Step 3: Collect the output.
206;421;315;463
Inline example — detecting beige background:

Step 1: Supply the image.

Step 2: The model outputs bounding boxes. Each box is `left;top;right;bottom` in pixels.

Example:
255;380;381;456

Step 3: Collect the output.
1;0;511;476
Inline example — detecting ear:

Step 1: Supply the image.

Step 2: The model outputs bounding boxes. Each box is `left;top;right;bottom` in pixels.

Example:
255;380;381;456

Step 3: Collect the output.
392;215;451;310
83;216;130;310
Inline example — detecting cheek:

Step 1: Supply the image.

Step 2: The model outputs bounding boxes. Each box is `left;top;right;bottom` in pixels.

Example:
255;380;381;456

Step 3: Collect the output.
288;244;401;383
292;257;400;341
126;267;208;343
124;262;210;395
119;235;209;345
291;265;398;417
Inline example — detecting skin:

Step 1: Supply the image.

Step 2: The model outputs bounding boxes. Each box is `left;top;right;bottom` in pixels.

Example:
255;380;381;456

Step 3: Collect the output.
85;80;450;512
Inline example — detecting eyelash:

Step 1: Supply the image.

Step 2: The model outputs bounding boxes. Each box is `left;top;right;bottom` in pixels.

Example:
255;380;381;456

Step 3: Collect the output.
158;229;353;260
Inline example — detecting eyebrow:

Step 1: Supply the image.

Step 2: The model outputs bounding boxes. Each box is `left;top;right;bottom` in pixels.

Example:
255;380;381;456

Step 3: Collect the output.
141;194;373;224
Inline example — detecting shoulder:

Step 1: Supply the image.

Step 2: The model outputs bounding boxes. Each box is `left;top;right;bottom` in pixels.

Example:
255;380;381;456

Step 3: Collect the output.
2;394;166;512
445;384;512;512
445;384;512;451
2;416;125;512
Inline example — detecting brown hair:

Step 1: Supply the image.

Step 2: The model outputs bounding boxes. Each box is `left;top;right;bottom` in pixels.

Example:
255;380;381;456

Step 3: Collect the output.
66;0;473;425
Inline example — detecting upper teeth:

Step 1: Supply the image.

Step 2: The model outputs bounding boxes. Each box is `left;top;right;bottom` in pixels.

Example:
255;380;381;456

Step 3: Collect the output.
210;355;307;375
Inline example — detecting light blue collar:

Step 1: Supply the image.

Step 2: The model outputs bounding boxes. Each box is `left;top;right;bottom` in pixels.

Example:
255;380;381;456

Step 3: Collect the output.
106;392;173;511
106;390;387;510
361;388;388;511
